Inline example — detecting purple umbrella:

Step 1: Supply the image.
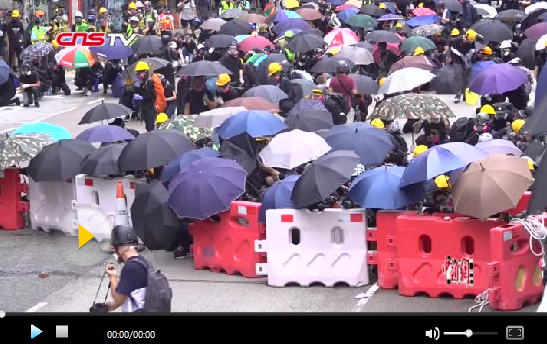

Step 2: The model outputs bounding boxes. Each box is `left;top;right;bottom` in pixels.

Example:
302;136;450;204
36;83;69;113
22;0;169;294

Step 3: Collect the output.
524;22;547;40
273;19;312;35
470;60;496;78
289;99;329;117
75;125;135;143
476;139;523;156
378;14;404;22
167;157;246;220
326;0;345;5
469;63;528;95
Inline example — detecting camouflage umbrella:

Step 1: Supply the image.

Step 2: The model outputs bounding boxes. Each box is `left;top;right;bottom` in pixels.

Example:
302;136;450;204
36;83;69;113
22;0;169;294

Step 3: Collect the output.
408;24;444;37
0;133;54;170
371;94;455;120
158;115;212;143
21;42;53;62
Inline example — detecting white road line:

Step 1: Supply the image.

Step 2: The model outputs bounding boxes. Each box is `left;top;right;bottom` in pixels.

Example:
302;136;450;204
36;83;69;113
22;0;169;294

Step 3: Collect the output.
26;302;48;312
352;283;379;312
59;106;79;114
87;97;105;105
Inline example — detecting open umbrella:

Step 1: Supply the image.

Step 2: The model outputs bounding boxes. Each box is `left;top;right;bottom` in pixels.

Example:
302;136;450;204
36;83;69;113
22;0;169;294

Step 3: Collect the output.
413;7;437;16
329;46;374;65
168;157;246;219
469;63;528;95
0;60;10;85
240;13;268;24
311;55;355;73
526;1;547;14
409;24;444;36
474;4;497;18
439;0;462;12
244;85;288;105
118;130;196;171
367;30;402;43
224;97;280;112
177;60;233;77
270;10;302;22
406;15;441;28
470;60;496;78
285;109;334;132
287;33;326;53
76;125;134;143
527;146;547;214
220;20;252;36
201;18;227;31
389;55;433;73
158;115;213;143
221;8;246;19
400;36;436;54
470;19;512;42
378;67;436;94
346;14;377;30
195;106;248;129
273;19;312;34
161;147;220;183
289;98;329;116
336;3;358;12
351;73;379;94
430;65;462;94
291;150;360;208
259;175;300;222
55;46;95;69
21;42;53;62
338;8;360;22
361;4;385;17
78;102;132;125
239;36;274;53
132;35;163;54
324;28;359;46
127;57;169;76
496;9;526;22
516;38;536;70
524;96;547;136
90;36;133;60
296;8;323;20
289;78;317;97
476;139;522;156
80;143;127;176
219;133;259;174
348;166;425;209
0;133;53;170
205;34;238;48
28;139;95;182
452;155;534;219
378;14;403;21
216;110;287;139
525;21;547;40
372;93;455;120
13;123;71;141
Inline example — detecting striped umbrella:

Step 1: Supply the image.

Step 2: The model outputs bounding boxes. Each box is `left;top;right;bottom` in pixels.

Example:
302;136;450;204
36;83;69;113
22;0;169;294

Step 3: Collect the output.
55;46;95;69
324;28;359;46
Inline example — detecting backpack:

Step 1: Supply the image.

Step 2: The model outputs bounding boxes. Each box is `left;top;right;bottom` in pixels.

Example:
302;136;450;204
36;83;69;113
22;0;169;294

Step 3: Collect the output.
323;93;350;125
449;117;475;143
152;73;167;113
131;258;172;312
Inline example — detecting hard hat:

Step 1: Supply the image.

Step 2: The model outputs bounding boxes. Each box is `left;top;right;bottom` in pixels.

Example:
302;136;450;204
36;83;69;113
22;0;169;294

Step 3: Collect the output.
335;59;350;74
371;118;385;129
500;40;512;49
413;145;428;157
312;88;323;95
481;46;492;55
75;11;83;18
451;28;460;36
417;3;423;8
268;62;282;76
216;73;231;86
378;77;386;86
35;10;45;17
111;225;138;248
526;158;535;171
129;2;137;9
11;10;20;18
51;39;59;50
466;29;477;42
156;113;169;124
130;16;139;22
136;1;144;8
99;7;107;14
395;23;403;29
434;175;450;189
134;61;150;72
478;132;493;143
480;104;496;115
414;47;425;56
284;30;293;38
259;26;267;32
379;3;386;9
330;48;340;56
512;119;525;134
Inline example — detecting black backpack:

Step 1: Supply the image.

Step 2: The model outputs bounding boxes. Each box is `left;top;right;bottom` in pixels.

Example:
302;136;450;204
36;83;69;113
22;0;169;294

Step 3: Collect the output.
323;93;350;125
450;117;475;143
131;259;172;312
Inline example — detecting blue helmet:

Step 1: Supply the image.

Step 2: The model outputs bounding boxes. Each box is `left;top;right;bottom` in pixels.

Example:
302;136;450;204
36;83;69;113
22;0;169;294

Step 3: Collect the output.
193;17;202;26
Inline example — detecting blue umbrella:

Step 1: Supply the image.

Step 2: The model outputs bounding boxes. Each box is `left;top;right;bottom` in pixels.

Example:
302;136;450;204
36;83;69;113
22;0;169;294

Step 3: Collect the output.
535;62;547;105
399;142;488;187
216;110;288;139
168;157;246;219
470;60;496;78
383;2;397;14
0;59;11;85
326;0;345;5
339;8;360;22
272;10;302;22
325;122;393;166
348;166;425;209
469;63;528;95
75;125;135;143
13;123;71;141
160;147;220;183
259;174;300;222
234;34;251;43
378;14;404;21
273;19;312;35
89;36;133;60
476;139;523;156
406;15;441;28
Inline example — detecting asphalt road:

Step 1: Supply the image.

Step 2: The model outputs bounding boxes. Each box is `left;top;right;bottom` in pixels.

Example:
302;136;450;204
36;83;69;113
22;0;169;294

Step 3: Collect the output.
0;76;540;313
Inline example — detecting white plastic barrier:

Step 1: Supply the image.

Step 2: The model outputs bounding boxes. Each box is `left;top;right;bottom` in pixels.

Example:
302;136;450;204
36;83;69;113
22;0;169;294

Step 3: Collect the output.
28;178;78;236
257;208;369;287
73;175;145;242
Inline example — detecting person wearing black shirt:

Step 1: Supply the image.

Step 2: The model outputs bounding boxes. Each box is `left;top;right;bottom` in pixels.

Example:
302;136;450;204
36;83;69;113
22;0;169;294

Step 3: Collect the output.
19;64;41;108
182;34;197;63
219;44;244;85
102;59;123;95
450;30;478;103
183;76;217;115
215;73;240;103
162;76;177;117
134;62;157;132
6;12;25;72
0;73;21;107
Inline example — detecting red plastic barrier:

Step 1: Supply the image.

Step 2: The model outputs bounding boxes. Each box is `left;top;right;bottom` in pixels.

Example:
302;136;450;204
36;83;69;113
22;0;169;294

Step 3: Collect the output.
505;192;531;216
0;168;29;230
189;201;266;278
488;216;545;311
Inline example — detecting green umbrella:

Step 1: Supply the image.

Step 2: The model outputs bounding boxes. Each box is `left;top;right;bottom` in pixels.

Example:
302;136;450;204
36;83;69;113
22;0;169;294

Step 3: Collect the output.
158;115;213;143
371;93;455;120
0;133;54;170
346;14;377;30
400;36;436;55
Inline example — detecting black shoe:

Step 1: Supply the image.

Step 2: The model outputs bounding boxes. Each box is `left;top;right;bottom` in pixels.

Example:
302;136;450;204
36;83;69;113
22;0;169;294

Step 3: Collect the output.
14;97;21;106
174;246;190;259
76;87;83;91
23;103;29;107
34;101;40;108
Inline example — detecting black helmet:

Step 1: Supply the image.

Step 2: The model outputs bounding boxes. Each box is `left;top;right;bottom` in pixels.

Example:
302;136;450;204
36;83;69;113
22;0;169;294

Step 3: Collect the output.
111;225;138;248
161;34;171;45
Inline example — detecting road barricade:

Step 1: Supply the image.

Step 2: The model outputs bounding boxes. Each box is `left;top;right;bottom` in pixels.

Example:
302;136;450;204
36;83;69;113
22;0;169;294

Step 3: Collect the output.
189;201;266;278
259;208;368;287
506;192;531;216
0;168;29;230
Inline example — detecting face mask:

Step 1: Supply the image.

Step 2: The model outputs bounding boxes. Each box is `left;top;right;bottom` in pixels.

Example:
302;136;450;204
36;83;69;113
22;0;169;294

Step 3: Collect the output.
502;49;511;56
432;135;440;144
138;73;146;81
130;10;136;15
274;76;280;83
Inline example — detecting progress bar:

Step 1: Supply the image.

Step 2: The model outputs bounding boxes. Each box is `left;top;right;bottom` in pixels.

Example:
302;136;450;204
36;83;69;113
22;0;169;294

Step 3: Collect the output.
443;330;498;338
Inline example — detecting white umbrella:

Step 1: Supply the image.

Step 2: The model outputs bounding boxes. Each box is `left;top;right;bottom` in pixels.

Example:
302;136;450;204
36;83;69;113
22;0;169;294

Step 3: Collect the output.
194;106;248;129
259;129;332;169
377;67;436;94
200;18;227;31
325;46;374;65
474;4;497;18
526;1;547;14
536;34;547;50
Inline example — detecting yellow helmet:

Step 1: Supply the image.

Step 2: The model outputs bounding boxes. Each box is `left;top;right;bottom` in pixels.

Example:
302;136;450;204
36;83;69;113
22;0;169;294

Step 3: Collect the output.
451;28;460;36
481;46;492;55
51;39;59;50
413;145;428;157
312;88;323;95
418;3;423;8
378;77;386;86
525;158;535;171
134;61;149;72
129;2;137;9
466;29;477;42
11;10;20;18
395;23;403;29
216;73;231;86
99;7;107;14
268;62;282;76
414;47;425;56
156;113;169;124
512;119;525;134
479;104;496;116
379;3;386;9
371;118;385;129
434;175;450;189
330;48;340;56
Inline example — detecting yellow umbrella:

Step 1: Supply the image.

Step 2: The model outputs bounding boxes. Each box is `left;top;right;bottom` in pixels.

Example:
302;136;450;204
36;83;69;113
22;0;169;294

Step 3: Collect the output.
285;0;300;9
346;0;363;7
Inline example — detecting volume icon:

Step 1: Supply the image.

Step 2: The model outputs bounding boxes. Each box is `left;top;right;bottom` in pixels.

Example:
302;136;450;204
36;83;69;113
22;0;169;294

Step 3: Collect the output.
426;327;440;341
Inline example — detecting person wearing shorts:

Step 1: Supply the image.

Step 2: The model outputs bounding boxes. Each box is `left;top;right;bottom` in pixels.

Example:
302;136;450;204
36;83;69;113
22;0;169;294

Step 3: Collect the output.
178;0;197;35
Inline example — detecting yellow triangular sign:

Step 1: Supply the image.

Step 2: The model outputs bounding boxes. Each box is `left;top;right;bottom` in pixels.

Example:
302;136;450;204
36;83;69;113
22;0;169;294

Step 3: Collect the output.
79;225;95;248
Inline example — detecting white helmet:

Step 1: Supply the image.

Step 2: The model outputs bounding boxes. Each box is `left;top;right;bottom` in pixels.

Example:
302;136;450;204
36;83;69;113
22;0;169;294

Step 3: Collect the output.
75;11;83;18
478;133;493;143
130;16;139;22
500;40;512;50
136;1;144;8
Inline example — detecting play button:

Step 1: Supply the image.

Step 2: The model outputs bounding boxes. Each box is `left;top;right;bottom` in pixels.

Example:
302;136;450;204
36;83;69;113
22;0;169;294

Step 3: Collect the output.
31;325;42;339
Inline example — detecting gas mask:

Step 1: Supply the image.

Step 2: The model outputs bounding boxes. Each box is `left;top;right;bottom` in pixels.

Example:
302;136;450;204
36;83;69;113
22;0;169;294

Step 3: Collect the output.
129;9;136;15
75;17;82;24
502;48;511;57
138;72;147;82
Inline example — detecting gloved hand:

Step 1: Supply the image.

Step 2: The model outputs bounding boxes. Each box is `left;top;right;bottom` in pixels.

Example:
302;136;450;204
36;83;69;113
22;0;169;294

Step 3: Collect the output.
133;94;143;101
239;78;244;85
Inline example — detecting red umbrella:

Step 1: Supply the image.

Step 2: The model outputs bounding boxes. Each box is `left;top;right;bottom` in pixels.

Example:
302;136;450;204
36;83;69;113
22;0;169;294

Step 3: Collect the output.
372;35;403;63
335;4;358;12
413;8;437;16
238;35;274;53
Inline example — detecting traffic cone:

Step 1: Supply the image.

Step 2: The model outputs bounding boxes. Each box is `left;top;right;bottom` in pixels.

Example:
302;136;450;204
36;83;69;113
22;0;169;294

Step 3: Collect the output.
115;180;129;226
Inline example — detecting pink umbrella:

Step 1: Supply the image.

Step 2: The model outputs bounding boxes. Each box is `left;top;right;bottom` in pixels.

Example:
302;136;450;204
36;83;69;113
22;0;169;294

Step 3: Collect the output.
325;28;359;46
372;33;403;62
238;35;274;53
335;3;358;12
413;7;437;16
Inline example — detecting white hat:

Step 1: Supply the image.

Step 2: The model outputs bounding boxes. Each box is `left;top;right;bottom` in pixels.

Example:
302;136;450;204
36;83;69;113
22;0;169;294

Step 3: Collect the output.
136;1;144;7
130;16;139;22
75;11;83;17
500;40;512;49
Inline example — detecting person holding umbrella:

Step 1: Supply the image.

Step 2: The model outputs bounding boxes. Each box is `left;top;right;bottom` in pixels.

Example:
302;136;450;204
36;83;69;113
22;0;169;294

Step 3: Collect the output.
450;29;480;103
134;61;157;132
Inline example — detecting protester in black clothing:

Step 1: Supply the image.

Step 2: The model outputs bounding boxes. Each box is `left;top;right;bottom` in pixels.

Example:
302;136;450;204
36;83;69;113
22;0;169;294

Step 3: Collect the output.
134;61;157;132
0;73;21;107
18;63;40;108
182;34;197;63
6;11;25;72
451;29;479;103
102;59;123;95
183;76;217;115
219;44;244;85
215;73;241;103
51;64;71;95
161;76;177;117
176;75;191;116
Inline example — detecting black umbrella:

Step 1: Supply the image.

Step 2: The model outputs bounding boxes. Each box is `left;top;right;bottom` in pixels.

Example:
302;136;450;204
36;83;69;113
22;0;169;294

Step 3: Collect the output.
127;57;169;76
521;8;547;30
495;9;526;22
350;73;379;94
132;35;163;55
430;65;462;94
523;141;546;166
523;96;547;136
79;101;133;125
287;33;326;53
526;148;547;215
118;129;196;171
177;60;233;76
219;133;258;174
516;38;536;70
28;139;95;182
244;85;288;105
291;150;360;208
131;182;181;251
366;30;403;43
439;0;462;12
294;28;324;37
254;53;290;85
285;110;334;132
353;40;374;53
311;55;355;73
80;143;127;176
361;4;385;17
470;19;513;43
204;34;237;49
219;20;251;36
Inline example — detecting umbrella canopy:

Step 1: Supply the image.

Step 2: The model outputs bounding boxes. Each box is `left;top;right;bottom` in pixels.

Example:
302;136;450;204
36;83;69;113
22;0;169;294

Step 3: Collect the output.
328;46;374;65
205;34;238;48
28;139;95;182
336;3;358;11
430;65;462;94
311;55;355;73
413;7;437;16
525;21;547;40
470;19;513;42
239;36;274;53
55;46;95;69
516;38;536;70
524;94;547;136
220;20;252;36
289;98;329;116
400;36;436;54
132;35;163;54
439;0;462;12
372;93;455;120
273;19;312;34
75;125;134;143
90;36;133;60
178;60;233;77
80;143;127;176
240;13;268;24
378;67;435;94
161;147;220;183
389;55;434;73
118;130;196;171
474;4;497;18
244;85;288;105
13;123;71;141
259;129;331;169
325;28;360;46
221;8;246;19
78;102;132;125
528;147;547;214
378;14;403;21
348;166;425;209
346;14;377;30
350;73;379;94
476;139;522;156
158;115;213;143
296;8;323;20
287;33;326;53
224;97;280;112
168;157;246;219
409;24;444;36
291;150;360;208
21;42;53;62
452;155;534;219
526;1;547;14
325;122;393;166
522;8;547;30
0;133;53;170
259;175;299;222
195;106;248;129
127;57;169;76
216;110;287;139
470;60;496;78
271;10;302;22
131;182;181;251
469;63;528;95
361;4;385;17
0;60;9;85
406;15;441;28
201;18;227;31
218;133;259;174
400;142;488;187
496;9;526;22
366;30;402;43
285;109;334;132
338;8;360;22
289;78;317;97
